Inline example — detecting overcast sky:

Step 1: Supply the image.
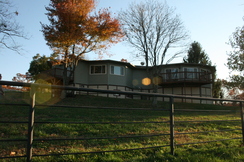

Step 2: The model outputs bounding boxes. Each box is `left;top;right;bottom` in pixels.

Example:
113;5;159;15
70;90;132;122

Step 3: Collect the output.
0;0;243;81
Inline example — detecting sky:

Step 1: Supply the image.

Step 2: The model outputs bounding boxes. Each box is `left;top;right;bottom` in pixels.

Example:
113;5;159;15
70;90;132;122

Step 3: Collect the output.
0;0;243;81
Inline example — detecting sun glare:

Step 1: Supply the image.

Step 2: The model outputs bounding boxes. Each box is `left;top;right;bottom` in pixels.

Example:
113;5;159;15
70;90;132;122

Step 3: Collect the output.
142;78;151;86
30;79;52;104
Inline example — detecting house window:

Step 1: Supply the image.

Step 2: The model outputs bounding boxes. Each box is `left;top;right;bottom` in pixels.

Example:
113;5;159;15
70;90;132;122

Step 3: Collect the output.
90;65;106;74
184;68;198;79
200;69;210;81
166;68;178;80
111;66;124;75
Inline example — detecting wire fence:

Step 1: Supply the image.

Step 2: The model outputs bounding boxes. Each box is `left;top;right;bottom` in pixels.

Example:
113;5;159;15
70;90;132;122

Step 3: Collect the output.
0;80;243;161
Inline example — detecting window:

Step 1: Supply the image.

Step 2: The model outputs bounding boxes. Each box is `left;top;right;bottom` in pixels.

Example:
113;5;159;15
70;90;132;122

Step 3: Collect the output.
166;68;178;80
200;69;210;81
90;65;106;74
111;66;124;75
184;68;198;79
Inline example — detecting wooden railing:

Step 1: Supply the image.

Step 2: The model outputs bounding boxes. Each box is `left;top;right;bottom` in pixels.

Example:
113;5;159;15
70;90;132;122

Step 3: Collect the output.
160;71;213;84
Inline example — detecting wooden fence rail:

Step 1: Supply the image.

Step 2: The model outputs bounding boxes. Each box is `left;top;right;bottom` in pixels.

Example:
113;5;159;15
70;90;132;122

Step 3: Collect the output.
0;81;243;162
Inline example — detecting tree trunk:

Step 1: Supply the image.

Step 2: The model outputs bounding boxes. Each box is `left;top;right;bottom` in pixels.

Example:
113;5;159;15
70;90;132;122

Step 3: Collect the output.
63;64;69;85
60;64;68;99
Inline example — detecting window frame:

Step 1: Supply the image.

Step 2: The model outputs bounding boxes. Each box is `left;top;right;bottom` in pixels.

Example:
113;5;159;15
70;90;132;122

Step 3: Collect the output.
110;65;125;76
90;65;106;75
184;67;198;79
165;68;179;80
200;68;211;80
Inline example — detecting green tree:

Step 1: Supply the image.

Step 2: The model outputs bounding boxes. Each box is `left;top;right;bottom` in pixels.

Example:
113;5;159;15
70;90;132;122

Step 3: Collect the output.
226;21;244;89
212;79;224;99
183;41;212;65
28;54;59;81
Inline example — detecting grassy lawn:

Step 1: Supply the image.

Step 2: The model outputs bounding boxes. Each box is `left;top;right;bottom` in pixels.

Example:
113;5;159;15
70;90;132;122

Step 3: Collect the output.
0;91;243;162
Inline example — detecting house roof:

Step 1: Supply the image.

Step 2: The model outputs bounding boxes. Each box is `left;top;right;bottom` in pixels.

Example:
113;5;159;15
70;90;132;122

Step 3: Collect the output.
79;59;135;68
81;59;216;72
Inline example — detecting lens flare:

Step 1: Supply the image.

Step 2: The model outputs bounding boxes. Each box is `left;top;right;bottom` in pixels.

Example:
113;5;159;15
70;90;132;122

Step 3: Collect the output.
152;76;162;85
31;79;52;104
142;78;151;86
132;79;139;86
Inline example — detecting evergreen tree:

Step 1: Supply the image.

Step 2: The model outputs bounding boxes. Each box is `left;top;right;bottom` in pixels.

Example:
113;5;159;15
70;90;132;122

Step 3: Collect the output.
183;41;212;65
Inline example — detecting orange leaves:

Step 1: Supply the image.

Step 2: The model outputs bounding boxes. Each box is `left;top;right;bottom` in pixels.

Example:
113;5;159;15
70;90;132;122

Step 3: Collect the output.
56;0;95;16
43;0;123;47
42;0;124;69
88;8;123;42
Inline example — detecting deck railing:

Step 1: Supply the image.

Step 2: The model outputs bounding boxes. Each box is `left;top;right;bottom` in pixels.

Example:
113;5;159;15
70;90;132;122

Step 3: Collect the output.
160;71;213;84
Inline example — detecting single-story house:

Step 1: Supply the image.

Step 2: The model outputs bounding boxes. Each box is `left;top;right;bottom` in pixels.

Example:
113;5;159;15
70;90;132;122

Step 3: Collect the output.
46;59;216;103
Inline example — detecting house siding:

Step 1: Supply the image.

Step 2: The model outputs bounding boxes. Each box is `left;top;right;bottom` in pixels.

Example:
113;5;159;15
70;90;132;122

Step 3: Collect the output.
132;69;151;89
126;67;133;88
107;63;127;87
74;61;89;84
64;60;216;103
88;63;108;84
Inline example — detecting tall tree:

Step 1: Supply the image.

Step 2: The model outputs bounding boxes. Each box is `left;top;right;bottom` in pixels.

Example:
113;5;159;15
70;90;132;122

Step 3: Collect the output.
119;0;188;104
0;0;27;54
226;21;244;89
212;78;224;99
183;41;212;65
41;0;123;85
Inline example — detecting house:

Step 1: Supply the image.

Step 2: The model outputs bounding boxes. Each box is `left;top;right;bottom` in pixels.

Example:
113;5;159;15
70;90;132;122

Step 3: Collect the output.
47;59;216;103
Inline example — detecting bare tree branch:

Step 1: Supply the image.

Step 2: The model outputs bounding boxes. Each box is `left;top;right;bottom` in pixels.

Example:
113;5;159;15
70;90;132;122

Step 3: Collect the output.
120;0;189;103
119;0;189;67
0;0;27;54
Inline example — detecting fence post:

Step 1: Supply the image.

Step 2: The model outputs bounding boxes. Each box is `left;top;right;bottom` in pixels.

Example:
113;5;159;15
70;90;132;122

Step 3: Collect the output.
240;102;244;144
169;96;175;155
27;86;36;162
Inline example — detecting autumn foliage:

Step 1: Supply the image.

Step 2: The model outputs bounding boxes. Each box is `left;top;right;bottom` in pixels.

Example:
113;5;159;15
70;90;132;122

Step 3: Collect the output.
3;73;32;91
41;0;123;85
41;0;123;65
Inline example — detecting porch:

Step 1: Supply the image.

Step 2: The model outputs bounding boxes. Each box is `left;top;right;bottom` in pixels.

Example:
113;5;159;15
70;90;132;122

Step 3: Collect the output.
160;71;213;86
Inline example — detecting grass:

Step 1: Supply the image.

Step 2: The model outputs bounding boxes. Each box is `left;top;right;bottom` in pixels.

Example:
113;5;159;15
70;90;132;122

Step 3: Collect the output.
0;91;243;161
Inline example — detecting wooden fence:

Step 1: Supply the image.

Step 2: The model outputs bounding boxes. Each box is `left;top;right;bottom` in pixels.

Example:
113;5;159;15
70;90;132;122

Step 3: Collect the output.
0;81;243;161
